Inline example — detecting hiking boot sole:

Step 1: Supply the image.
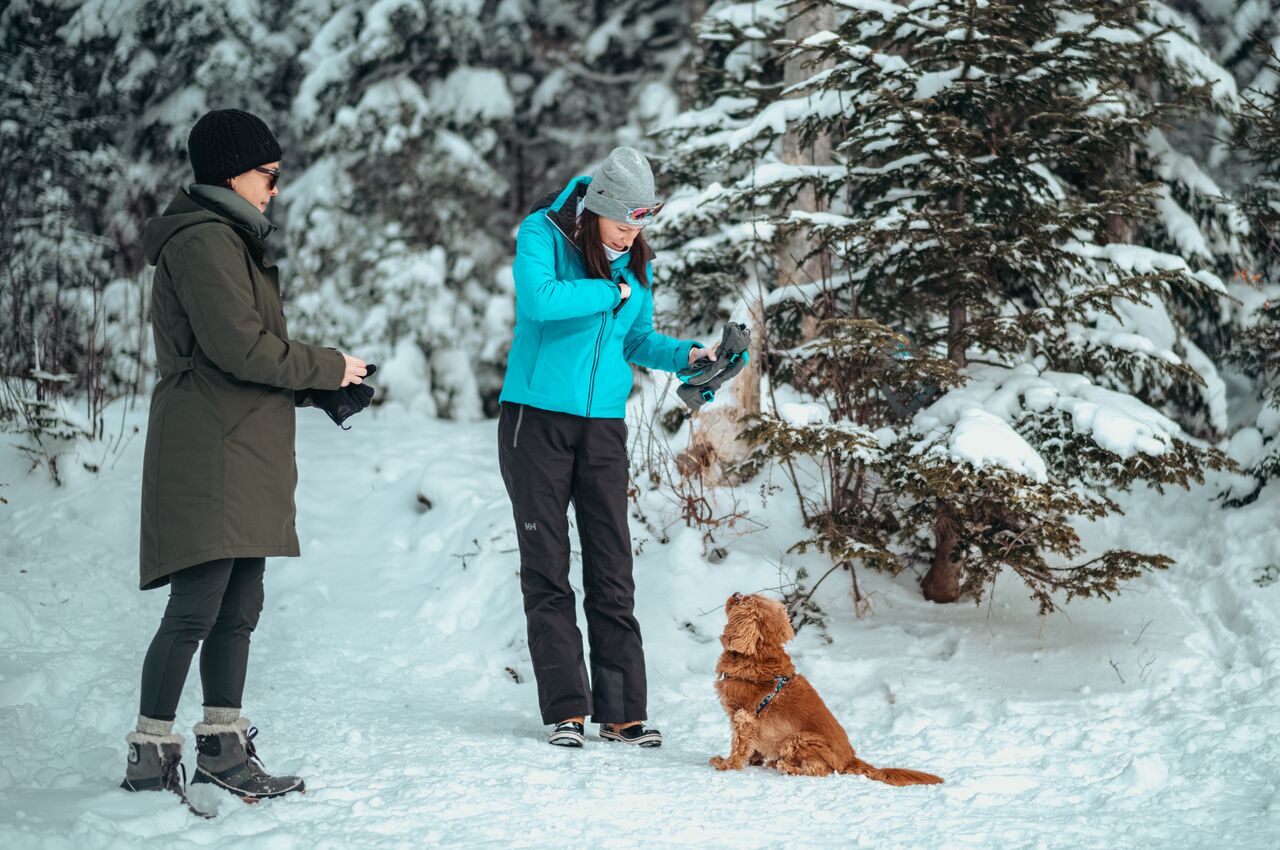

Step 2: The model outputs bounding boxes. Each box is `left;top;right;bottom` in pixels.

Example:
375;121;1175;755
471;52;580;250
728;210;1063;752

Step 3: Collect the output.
599;729;662;747
192;767;305;800
548;730;586;748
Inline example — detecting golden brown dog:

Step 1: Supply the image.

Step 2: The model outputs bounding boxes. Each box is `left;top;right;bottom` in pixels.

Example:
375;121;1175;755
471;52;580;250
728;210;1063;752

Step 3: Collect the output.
711;592;943;786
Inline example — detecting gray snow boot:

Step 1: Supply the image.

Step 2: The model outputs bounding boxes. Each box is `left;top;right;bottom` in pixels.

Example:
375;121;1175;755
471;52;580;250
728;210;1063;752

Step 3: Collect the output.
121;731;210;817
192;717;305;801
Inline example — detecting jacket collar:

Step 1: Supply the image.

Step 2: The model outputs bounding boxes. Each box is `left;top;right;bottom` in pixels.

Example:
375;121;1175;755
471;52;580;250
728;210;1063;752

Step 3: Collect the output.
187;183;277;245
544;176;590;246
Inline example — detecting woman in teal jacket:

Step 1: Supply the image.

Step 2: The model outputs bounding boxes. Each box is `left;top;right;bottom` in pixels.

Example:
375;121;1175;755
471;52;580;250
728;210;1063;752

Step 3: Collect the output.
498;147;709;749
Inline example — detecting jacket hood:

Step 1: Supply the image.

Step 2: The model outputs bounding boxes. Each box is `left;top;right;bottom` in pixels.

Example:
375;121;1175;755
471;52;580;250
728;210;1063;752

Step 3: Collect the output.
543;176;591;244
142;189;269;266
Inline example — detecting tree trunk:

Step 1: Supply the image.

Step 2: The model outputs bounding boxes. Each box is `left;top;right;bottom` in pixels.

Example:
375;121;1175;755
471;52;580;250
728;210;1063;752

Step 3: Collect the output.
922;508;962;603
924;188;968;602
778;4;834;298
924;305;966;602
680;0;710;109
681;293;764;485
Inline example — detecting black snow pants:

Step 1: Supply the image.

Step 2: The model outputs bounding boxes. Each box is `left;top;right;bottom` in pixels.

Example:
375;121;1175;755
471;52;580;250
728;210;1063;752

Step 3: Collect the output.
497;402;647;726
138;557;266;721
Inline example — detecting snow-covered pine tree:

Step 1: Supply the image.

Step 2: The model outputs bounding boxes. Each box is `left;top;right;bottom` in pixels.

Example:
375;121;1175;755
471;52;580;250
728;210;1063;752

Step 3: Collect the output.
1170;0;1278;90
647;1;793;488
662;0;1234;613
3;0;305;406
1221;45;1280;507
653;1;790;334
277;0;526;419
508;0;693;209
0;1;124;403
1118;1;1253;434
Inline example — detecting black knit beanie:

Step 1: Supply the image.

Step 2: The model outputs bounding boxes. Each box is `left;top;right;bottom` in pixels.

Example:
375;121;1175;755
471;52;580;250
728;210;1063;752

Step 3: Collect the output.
187;109;283;186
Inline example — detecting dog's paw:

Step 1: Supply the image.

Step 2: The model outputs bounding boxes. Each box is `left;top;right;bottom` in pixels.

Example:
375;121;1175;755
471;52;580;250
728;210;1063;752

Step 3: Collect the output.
709;755;731;771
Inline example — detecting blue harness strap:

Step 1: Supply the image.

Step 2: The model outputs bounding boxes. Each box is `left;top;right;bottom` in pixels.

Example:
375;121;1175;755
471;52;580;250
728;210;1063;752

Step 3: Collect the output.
755;675;791;716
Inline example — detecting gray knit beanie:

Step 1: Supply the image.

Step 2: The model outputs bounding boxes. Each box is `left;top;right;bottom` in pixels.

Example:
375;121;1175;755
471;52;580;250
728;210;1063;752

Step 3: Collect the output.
583;147;659;226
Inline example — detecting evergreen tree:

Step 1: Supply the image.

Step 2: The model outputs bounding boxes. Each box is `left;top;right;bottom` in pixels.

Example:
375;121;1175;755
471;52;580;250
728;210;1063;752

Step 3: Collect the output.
0;1;125;394
278;0;523;418
1221;45;1280;507
660;0;1233;613
1170;0;1278;91
652;1;790;333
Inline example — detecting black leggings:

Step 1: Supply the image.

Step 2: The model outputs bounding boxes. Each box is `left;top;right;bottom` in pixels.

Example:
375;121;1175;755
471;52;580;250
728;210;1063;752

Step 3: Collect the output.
138;557;266;722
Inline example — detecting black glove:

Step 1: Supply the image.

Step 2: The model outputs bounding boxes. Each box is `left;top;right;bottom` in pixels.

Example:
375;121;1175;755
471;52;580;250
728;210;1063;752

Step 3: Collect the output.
675;323;751;412
309;363;378;429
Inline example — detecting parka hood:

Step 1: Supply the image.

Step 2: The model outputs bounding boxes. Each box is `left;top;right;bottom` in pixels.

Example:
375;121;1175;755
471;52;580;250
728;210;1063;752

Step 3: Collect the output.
143;188;275;266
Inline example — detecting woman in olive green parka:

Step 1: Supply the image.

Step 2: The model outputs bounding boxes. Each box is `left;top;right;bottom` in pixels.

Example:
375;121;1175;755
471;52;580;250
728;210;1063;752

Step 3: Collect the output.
121;109;368;806
139;188;340;588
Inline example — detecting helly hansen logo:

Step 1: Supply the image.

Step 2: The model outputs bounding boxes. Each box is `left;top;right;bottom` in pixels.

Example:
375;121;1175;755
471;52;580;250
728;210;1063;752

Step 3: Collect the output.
524;522;537;532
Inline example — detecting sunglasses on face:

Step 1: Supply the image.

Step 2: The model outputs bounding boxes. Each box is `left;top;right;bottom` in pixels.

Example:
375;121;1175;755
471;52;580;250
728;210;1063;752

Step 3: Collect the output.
253;166;281;190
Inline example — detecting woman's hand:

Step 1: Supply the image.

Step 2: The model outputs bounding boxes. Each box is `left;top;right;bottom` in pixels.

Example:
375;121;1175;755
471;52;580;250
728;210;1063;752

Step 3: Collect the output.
689;343;719;367
340;353;368;387
617;281;632;304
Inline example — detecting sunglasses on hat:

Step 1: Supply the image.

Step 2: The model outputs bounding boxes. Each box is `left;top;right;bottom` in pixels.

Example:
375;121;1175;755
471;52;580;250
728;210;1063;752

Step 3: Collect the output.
598;186;663;224
624;201;664;225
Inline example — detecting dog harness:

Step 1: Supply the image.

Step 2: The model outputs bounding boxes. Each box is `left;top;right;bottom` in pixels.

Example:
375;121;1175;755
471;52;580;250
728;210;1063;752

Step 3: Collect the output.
717;672;793;715
755;675;791;716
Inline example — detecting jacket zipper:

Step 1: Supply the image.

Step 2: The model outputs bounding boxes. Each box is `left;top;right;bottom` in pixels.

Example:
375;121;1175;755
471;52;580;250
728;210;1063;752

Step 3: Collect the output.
512;404;526;448
584;311;608;417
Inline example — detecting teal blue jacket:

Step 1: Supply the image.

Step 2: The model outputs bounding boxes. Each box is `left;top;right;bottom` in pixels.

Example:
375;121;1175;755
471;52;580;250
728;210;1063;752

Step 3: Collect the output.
499;176;700;418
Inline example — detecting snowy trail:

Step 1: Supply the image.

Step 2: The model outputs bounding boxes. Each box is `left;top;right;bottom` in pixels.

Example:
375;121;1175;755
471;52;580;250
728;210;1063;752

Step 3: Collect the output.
1;402;1278;848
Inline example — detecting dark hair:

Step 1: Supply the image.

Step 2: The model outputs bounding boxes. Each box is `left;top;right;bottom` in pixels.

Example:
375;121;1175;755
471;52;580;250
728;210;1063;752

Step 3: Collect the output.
575;210;650;288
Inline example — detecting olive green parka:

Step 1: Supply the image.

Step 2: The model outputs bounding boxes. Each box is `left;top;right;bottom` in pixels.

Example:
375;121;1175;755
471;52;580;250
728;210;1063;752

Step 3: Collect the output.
138;188;344;589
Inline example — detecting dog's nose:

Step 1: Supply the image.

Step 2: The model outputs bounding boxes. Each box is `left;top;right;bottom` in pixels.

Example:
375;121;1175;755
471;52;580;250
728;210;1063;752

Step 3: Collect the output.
730;592;743;605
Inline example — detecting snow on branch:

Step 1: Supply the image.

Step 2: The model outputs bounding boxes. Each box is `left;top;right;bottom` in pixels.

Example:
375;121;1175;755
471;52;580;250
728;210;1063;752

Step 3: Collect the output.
911;363;1198;482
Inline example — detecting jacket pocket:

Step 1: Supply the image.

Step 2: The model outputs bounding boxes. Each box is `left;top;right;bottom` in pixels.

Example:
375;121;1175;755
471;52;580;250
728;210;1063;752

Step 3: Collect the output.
221;385;271;438
528;325;594;398
512;403;526;448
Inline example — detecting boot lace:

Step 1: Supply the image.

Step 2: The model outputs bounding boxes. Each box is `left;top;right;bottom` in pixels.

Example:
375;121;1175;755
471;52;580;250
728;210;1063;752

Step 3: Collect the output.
244;726;269;777
161;752;209;818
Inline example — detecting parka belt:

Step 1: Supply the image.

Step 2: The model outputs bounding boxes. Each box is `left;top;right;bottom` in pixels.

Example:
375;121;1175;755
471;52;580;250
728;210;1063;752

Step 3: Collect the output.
164;355;196;378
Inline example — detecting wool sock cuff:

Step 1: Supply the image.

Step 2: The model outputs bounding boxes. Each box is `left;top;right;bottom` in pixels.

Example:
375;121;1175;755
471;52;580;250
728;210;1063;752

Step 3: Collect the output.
136;714;175;736
203;705;241;725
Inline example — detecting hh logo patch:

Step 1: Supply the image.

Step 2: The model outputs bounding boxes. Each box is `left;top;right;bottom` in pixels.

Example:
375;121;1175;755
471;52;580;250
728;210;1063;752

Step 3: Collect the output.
524;522;537;532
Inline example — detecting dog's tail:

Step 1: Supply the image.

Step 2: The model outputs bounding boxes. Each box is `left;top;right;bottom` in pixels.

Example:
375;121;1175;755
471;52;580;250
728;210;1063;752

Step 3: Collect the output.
844;756;943;787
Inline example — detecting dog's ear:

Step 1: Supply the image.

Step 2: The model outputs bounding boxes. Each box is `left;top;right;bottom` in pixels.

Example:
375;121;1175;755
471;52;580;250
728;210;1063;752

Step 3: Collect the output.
721;606;762;655
758;598;796;647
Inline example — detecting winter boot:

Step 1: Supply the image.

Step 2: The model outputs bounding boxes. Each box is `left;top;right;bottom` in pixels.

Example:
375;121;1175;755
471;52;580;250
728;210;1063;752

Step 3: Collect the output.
192;717;305;801
121;731;210;817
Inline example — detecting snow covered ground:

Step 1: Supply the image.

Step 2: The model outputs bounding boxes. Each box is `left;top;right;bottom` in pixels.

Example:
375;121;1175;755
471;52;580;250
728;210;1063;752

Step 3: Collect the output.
1;398;1278;849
